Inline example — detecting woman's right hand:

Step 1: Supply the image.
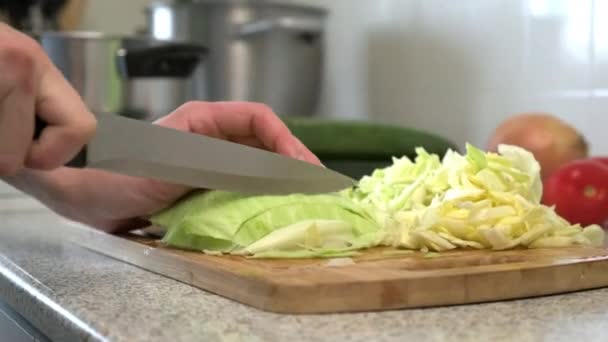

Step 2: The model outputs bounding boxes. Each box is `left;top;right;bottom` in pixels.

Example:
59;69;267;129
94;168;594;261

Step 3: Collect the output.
0;23;96;176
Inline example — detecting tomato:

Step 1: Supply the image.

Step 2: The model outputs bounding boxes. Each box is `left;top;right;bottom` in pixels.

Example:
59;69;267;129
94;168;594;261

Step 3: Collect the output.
590;157;608;168
542;159;608;227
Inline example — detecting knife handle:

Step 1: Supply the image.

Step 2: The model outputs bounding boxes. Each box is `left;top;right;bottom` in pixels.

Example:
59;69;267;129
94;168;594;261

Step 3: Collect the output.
34;116;88;168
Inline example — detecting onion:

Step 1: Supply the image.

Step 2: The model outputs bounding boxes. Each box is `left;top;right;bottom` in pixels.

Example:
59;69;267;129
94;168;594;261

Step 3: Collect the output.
486;112;589;180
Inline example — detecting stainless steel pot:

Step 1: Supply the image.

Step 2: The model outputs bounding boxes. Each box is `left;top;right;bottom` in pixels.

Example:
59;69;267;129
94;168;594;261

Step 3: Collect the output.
144;0;327;117
39;31;207;121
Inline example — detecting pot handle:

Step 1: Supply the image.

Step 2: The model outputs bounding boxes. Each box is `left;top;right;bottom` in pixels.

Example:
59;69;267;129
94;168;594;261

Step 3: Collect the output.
237;17;323;38
117;43;208;78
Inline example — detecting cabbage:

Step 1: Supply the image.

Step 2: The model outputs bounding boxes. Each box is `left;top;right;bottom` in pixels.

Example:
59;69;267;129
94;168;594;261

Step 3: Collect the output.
345;143;604;251
150;191;382;257
151;143;604;258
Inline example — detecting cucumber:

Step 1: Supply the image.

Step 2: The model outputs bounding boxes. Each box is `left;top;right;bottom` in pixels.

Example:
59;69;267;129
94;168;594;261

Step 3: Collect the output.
321;159;393;179
284;118;459;161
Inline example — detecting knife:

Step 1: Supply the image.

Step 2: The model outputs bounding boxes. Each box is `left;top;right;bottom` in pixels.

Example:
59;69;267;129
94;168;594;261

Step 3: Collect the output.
33;113;355;194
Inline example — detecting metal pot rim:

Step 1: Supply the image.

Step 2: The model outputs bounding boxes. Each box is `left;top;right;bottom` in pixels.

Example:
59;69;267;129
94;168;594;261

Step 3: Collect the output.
147;0;328;15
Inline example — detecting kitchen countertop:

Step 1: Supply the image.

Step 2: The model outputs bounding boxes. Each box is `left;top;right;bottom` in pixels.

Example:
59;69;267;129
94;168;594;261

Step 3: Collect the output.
2;185;608;341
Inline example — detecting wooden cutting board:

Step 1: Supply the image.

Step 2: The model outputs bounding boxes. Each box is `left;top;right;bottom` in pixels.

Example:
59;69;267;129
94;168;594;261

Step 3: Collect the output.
68;225;608;314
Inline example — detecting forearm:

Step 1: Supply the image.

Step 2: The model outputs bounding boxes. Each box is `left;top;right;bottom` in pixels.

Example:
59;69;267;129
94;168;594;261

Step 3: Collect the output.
0;169;101;231
2;170;62;205
4;169;99;228
2;168;172;232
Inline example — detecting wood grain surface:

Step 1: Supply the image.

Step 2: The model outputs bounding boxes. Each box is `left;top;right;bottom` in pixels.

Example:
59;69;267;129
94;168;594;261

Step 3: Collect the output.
69;225;608;314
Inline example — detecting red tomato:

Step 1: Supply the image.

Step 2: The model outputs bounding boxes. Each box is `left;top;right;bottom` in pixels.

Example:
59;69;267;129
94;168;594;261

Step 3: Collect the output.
542;159;608;226
590;157;608;168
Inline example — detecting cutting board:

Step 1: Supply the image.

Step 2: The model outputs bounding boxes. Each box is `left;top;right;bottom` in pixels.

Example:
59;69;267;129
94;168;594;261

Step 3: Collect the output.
69;225;608;314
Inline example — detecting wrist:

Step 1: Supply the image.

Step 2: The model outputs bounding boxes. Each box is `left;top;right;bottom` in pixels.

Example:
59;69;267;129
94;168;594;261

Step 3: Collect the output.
1;169;49;199
1;168;80;218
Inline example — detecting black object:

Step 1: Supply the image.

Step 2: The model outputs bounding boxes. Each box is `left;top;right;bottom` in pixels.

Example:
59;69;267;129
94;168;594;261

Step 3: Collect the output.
0;0;67;30
0;0;35;29
34;116;87;168
39;0;65;21
117;44;208;78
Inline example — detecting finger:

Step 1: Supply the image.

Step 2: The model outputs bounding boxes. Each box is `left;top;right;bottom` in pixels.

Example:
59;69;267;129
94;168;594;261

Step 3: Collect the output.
162;101;301;157
0;40;36;175
158;101;321;164
0;83;34;175
231;135;311;163
213;103;312;162
26;66;97;169
230;136;322;166
227;135;266;150
196;101;303;158
0;26;97;170
209;102;292;147
292;137;322;165
155;104;227;139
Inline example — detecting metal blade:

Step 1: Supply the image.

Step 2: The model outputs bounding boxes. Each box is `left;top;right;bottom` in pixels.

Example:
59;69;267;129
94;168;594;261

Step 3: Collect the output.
85;113;356;194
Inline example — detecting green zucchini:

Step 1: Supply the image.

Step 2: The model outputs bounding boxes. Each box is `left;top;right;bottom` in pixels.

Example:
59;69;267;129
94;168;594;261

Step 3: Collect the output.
284;118;459;161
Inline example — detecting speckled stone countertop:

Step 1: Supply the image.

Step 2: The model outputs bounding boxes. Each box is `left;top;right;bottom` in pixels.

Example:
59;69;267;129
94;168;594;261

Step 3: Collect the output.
2;185;608;342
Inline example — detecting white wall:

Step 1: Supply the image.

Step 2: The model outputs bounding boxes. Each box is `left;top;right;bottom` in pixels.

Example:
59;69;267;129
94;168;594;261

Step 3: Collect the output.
77;0;608;154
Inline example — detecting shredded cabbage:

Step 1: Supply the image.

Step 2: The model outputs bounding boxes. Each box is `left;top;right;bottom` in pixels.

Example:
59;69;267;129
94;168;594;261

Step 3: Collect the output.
151;143;604;258
344;143;604;251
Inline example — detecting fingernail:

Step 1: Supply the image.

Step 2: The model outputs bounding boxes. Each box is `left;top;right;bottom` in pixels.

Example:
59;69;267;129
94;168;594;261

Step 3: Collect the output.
286;140;301;159
296;152;308;162
289;146;301;160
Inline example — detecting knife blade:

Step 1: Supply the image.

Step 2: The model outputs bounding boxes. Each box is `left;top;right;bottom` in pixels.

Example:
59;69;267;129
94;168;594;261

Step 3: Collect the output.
34;113;356;194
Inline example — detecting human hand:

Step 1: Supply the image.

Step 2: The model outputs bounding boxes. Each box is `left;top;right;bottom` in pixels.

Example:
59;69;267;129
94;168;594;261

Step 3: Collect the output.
4;101;320;232
0;23;96;175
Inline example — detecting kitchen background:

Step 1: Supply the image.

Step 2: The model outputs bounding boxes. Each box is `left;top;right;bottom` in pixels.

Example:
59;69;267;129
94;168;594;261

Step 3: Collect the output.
69;0;606;155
